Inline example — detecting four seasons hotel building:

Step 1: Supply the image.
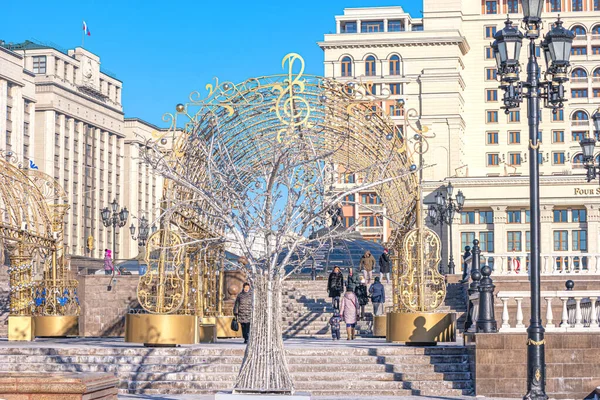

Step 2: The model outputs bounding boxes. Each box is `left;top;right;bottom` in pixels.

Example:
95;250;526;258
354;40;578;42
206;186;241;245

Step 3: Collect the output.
321;1;600;273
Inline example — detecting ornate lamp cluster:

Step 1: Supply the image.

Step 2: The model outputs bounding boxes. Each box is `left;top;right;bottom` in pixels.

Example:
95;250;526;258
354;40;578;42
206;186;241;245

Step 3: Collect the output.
129;215;156;247
427;182;465;275
578;111;600;182
101;199;129;230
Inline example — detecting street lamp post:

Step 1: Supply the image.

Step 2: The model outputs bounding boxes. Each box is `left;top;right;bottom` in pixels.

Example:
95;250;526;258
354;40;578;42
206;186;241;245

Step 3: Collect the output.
579;110;600;181
493;5;574;399
428;182;465;275
100;199;129;268
129;215;156;247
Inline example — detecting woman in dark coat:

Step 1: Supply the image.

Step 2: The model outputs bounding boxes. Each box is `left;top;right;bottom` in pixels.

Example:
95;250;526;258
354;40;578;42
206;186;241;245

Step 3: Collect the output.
379;248;391;283
354;276;369;319
233;282;253;343
327;266;344;310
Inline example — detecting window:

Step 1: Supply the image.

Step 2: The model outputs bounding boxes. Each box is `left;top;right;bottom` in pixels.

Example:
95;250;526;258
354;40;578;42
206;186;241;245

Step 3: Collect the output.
412;24;423;31
361;193;381;204
365;83;377;95
486;89;498;102
343;194;355;203
553;109;564;121
553;152;565;165
343;217;356;227
461;211;475;224
485;47;494;59
461;232;475;250
573;110;589;122
388;20;404;32
362;21;384;33
341;56;353;77
509;111;520;122
507;0;519;13
595;0;600;10
487;131;499;144
593;47;600;55
365;56;376;76
554;230;568;251
480;210;494;224
508;131;521;144
572;131;585;142
571;47;587;56
341;21;357;33
526;231;531;252
554;209;568;222
571;68;588;78
487;153;499;166
485;26;497;38
572;89;588;98
572;209;587;222
573;230;588;251
507;231;522;251
573;153;584;165
479;232;495;252
550;0;561;11
389;55;401;75
572;0;583;11
389;83;401;95
487;111;498;123
509;153;522;166
507;210;521;223
525;210;530;223
389;104;403;116
594;89;600;98
341;173;355;183
362;215;382;227
485;0;498;14
32;56;47;74
552;130;565;143
485;68;498;81
572;25;586;36
538;153;544;165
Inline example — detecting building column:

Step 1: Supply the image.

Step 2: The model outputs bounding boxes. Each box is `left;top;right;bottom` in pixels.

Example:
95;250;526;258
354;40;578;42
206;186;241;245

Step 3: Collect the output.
357;19;362;33
336;20;341;34
383;19;388;32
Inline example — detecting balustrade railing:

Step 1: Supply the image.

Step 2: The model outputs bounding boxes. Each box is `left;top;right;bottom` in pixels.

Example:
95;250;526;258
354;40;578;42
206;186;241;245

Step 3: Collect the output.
484;253;600;275
497;290;600;332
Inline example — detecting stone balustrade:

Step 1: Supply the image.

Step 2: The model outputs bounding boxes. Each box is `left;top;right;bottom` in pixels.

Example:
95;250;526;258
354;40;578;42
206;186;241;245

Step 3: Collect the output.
484;253;600;275
497;290;600;332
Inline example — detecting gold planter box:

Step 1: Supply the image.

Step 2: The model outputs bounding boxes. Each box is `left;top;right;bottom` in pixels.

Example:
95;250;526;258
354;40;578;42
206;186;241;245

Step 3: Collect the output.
373;315;387;338
198;324;217;343
8;316;35;341
216;316;243;338
386;312;456;344
34;315;79;337
125;314;197;345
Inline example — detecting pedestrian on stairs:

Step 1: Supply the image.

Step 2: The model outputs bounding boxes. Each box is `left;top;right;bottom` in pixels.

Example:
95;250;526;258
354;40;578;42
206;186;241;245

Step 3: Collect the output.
329;310;341;340
379;248;391;283
360;251;376;285
346;267;360;292
339;287;360;340
355;276;369;319
369;277;385;316
233;282;253;344
327;266;344;310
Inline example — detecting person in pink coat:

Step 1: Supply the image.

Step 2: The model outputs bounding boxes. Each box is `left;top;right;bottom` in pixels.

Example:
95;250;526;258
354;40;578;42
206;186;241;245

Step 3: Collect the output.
339;287;360;340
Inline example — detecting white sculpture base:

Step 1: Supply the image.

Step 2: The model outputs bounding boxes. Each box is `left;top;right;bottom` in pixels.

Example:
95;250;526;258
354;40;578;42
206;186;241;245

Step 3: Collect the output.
216;392;311;400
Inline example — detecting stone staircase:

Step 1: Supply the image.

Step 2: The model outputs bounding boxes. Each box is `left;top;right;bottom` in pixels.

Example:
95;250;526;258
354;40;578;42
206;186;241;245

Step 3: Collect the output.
282;278;468;338
0;343;474;396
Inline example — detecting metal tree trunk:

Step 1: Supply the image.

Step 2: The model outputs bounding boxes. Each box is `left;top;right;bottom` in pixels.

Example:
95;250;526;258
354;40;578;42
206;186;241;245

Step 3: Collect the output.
234;274;294;393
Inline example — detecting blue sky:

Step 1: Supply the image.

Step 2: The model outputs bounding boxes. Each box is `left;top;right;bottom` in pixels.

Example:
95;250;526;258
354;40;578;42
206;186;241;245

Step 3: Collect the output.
2;0;422;127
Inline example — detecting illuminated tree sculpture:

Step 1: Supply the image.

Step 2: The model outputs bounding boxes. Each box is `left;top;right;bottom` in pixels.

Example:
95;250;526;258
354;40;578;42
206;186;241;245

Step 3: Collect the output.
142;54;419;393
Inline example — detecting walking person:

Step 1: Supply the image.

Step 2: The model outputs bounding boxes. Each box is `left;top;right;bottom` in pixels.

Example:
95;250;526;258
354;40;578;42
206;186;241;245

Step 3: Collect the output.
329;310;341;341
369;276;386;316
359;250;376;285
339;287;360;340
378;248;391;283
460;246;472;283
104;249;113;275
355;276;369;319
327;266;344;310
346;267;360;293
233;282;253;344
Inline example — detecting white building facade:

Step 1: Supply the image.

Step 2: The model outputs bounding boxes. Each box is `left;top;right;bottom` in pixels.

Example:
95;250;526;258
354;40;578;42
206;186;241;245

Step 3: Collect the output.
0;40;160;262
321;2;600;274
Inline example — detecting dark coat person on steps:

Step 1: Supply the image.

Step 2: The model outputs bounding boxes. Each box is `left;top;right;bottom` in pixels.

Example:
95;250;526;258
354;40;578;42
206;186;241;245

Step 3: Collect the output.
327;266;344;310
378;248;391;283
233;282;253;344
346;267;360;292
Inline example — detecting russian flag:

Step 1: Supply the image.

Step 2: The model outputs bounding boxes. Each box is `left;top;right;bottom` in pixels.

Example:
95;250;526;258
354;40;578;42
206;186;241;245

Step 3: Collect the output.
83;20;91;36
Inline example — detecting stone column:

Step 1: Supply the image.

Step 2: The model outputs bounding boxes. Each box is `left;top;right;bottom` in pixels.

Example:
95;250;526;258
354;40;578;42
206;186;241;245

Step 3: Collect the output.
336;20;341;33
357;19;362;33
383;19;388;32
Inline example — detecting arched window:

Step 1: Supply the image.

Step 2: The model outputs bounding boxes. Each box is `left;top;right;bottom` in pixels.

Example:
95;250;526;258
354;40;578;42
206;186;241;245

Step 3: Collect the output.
594;68;600;78
365;55;376;77
592;25;600;35
571;25;586;36
389;55;401;76
571;68;588;78
572;110;589;121
573;153;584;165
341;56;353;77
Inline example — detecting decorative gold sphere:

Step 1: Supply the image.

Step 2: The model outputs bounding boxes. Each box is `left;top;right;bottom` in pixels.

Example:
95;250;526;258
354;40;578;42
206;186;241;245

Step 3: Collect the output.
176;104;185;113
228;284;240;296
